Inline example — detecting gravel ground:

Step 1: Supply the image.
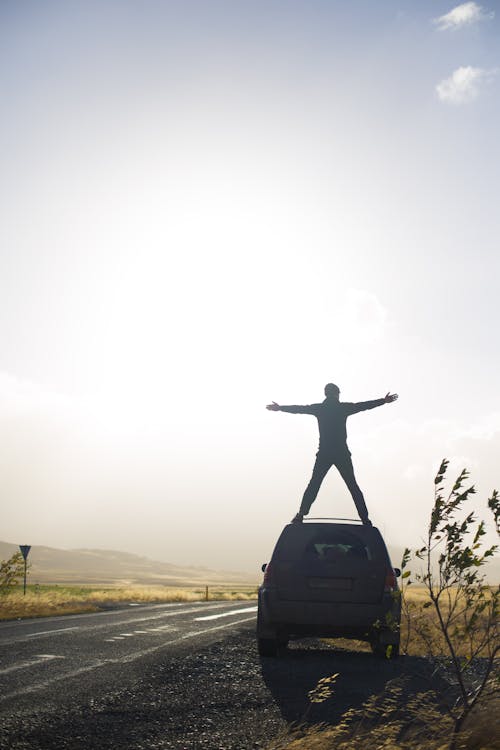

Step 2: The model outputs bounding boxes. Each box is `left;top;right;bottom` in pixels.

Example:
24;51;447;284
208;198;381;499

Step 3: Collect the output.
0;627;444;750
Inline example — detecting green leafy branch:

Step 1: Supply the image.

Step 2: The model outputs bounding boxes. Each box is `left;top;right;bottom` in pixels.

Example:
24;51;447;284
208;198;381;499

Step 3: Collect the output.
401;459;499;750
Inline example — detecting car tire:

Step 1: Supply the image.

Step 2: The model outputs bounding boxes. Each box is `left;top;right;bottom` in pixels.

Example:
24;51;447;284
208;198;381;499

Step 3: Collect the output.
258;637;279;657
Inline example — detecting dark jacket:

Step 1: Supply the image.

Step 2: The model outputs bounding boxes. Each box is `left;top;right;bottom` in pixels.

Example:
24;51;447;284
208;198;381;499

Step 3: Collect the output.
279;397;385;452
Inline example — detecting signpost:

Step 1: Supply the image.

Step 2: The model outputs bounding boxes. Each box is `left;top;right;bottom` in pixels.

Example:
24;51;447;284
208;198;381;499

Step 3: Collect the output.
19;545;31;595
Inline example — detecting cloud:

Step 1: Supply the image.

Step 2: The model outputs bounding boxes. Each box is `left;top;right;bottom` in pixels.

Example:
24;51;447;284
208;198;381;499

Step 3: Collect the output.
342;288;389;341
436;66;496;103
355;414;500;558
434;2;494;31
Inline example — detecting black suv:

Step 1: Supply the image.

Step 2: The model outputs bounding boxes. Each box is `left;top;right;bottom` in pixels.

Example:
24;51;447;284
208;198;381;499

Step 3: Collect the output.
257;520;401;657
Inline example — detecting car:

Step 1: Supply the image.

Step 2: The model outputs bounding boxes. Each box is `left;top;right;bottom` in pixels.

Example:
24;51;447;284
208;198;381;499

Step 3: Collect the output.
257;519;401;657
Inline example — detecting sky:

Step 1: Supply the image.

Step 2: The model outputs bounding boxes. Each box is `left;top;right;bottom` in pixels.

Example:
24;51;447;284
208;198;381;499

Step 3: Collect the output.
1;0;499;573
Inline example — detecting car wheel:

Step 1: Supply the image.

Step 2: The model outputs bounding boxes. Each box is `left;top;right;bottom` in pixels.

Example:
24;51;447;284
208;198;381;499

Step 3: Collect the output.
258;637;278;657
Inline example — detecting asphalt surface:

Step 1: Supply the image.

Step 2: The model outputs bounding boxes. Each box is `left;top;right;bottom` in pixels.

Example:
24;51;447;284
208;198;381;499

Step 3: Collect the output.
0;601;257;708
0;603;438;750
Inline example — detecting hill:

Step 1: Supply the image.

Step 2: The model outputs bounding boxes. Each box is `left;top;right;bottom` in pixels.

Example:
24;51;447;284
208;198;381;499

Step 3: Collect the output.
0;541;258;587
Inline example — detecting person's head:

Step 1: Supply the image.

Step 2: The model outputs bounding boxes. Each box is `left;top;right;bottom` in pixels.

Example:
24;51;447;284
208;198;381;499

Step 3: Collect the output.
324;383;340;399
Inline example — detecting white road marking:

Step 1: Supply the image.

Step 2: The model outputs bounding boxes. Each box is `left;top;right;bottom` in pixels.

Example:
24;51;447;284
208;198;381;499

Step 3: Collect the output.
0;654;65;675
26;627;79;638
147;626;173;632
103;626;178;642
0;600;225;632
0;604;235;646
194;606;257;621
0;616;256;701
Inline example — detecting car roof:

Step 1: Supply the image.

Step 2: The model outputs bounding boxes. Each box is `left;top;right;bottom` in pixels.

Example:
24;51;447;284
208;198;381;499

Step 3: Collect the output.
282;520;382;535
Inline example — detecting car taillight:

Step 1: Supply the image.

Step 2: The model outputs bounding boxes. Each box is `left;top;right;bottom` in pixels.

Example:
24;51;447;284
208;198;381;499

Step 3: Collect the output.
384;568;397;592
263;562;274;586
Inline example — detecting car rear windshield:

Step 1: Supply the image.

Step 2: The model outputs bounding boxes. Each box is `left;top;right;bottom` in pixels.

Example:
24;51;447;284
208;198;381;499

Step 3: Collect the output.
273;524;386;564
305;530;372;561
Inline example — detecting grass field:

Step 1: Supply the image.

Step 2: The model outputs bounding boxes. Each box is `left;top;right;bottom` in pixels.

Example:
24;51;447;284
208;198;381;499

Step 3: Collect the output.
0;583;258;620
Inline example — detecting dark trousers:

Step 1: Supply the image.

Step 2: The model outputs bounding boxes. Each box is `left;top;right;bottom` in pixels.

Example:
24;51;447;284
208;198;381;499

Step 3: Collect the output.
299;448;369;521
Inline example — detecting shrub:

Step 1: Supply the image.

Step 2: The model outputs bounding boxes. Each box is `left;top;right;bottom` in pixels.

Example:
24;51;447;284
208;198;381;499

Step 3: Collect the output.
0;552;26;596
401;459;499;750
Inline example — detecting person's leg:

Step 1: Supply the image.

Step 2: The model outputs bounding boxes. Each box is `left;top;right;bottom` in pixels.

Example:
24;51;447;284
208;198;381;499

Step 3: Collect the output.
297;453;333;517
334;451;371;524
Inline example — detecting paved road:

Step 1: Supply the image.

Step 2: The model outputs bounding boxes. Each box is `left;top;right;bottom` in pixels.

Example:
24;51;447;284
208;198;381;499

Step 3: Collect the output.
0;601;257;714
0;603;437;750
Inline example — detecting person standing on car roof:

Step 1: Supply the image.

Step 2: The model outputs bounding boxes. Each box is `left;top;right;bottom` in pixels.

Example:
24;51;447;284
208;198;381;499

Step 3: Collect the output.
266;383;398;525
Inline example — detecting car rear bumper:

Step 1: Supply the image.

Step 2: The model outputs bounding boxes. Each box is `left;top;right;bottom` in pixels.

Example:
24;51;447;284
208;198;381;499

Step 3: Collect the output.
258;587;400;641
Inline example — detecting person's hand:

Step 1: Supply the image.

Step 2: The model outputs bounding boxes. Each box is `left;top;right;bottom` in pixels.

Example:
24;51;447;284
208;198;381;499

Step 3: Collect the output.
266;401;281;411
384;392;398;403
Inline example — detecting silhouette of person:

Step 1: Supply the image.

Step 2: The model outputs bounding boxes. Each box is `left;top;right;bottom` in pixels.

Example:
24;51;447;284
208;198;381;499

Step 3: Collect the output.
266;383;398;525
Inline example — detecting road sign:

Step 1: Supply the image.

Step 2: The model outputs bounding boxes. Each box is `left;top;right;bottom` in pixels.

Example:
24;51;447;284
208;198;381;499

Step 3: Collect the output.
19;545;31;595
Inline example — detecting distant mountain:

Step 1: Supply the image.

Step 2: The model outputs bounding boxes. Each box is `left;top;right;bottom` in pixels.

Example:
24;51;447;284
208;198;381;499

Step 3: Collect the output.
0;541;258;586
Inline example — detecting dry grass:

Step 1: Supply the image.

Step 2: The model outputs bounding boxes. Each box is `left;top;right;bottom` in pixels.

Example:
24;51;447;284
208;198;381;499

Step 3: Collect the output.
268;685;500;750
400;586;498;658
0;584;257;620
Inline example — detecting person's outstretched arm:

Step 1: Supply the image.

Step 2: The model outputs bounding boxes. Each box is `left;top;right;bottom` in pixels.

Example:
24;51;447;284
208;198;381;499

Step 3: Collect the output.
346;392;398;415
266;401;316;414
